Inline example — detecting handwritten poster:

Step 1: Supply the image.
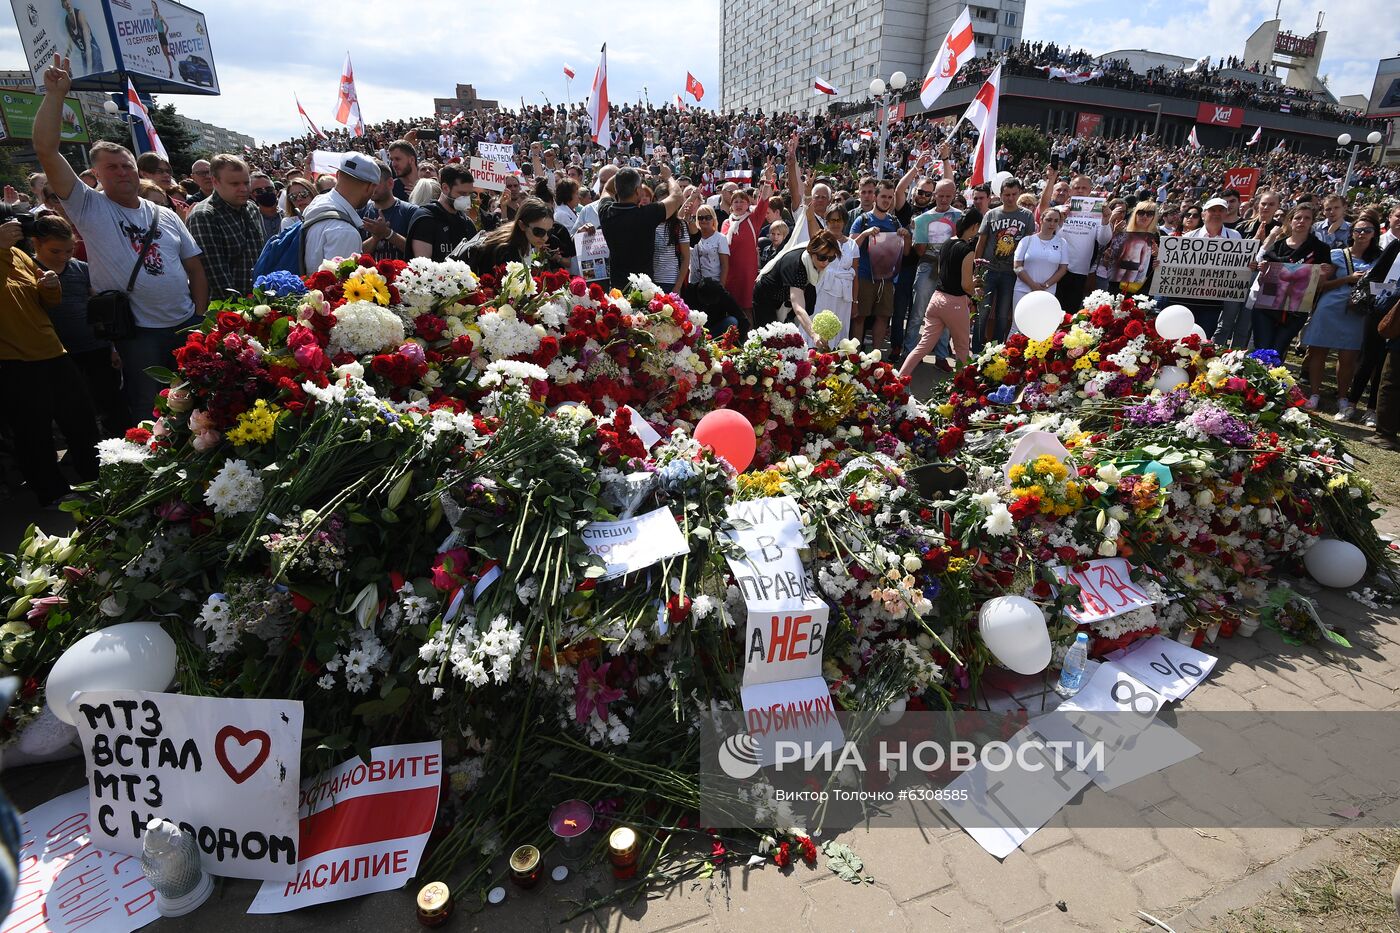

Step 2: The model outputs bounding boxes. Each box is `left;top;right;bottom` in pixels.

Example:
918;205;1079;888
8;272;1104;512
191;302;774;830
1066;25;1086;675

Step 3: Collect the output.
582;507;689;580
1051;558;1155;625
1156;236;1259;302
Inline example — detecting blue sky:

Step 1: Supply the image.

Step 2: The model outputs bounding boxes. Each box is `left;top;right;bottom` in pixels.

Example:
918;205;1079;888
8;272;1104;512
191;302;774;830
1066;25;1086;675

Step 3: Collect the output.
0;0;1392;143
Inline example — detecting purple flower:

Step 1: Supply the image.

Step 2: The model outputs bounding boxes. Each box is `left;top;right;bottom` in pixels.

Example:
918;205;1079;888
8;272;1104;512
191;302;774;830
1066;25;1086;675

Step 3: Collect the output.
398;342;426;366
1184;403;1253;446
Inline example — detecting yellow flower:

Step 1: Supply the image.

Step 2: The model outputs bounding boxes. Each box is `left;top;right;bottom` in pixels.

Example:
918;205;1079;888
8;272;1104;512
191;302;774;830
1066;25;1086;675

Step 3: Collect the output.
1032;455;1067;480
983;357;1009;381
737;469;788;497
1268;366;1294;386
1326;474;1349;492
225;399;280;446
342;278;374;303
935;403;955;419
946;558;969;575
1024;338;1052;360
1008;464;1026;483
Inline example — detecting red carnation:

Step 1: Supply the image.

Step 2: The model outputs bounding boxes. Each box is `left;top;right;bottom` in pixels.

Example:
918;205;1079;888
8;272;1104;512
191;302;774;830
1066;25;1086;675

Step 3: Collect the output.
124;426;152;445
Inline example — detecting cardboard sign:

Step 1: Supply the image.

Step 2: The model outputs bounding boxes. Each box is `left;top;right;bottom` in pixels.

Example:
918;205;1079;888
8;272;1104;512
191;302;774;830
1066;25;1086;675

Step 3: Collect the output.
723;497;812;609
1223;166;1260;198
1061;195;1105;249
72;691;303;881
743;601;828;686
1105;634;1216;702
582;507;689;580
310;150;346;177
740;676;843;767
1051;558;1155;625
476;142;515;164
575;229;610;283
467;157;519;193
248;742;442;913
1155;235;1259;302
2;789;158;933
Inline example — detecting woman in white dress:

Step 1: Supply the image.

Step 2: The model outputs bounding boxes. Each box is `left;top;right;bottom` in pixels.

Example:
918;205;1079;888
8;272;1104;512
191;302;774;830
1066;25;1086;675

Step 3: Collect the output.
810;203;859;343
1013;205;1069;308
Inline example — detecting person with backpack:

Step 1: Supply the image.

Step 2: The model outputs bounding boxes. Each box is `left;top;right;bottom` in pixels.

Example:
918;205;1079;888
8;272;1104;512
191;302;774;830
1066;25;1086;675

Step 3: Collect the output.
300;153;377;270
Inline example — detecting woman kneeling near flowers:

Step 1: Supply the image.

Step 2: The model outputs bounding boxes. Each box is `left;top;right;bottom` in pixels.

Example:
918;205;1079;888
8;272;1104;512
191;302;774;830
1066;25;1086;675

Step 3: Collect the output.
899;209;982;380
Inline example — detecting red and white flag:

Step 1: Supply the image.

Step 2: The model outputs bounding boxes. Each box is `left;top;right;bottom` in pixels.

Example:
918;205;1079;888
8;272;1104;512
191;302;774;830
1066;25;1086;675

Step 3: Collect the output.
438;110;465;129
1271;138;1287;154
296;93;328;140
685;72;704;102
587;44;611;149
920;7;974;108
333;52;364;137
957;64;1000;186
563;63;575;80
813;76;838;96
125;79;167;162
1187;125;1202;150
1246;125;1262;146
858;127;874;141
674;93;686;110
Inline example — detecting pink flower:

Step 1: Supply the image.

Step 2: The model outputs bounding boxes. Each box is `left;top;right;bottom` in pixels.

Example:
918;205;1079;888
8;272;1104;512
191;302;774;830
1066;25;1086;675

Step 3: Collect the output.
188;409;216;433
192;430;221;452
575;657;624;724
25;595;66;622
166;387;193;412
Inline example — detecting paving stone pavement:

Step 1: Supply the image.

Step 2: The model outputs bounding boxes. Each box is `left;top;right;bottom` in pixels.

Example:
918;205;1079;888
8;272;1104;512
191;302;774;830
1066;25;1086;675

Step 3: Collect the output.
5;525;1400;932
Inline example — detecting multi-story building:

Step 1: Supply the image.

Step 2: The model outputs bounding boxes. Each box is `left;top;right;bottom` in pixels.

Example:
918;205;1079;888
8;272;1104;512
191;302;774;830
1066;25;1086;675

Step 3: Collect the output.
172;114;254;154
720;0;1024;114
434;84;499;120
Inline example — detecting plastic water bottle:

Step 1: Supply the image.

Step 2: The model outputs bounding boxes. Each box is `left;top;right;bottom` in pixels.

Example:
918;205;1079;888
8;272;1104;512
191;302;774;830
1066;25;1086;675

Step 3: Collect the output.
1055;633;1090;698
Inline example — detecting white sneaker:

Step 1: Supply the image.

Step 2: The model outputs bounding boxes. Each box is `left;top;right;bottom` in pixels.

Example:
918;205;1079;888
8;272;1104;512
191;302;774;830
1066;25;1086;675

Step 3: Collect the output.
1334;400;1353;421
1364;410;1379;428
1305;394;1319;411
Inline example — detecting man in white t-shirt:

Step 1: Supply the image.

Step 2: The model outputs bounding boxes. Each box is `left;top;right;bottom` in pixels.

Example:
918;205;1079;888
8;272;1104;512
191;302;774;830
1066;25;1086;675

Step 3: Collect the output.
34;53;206;421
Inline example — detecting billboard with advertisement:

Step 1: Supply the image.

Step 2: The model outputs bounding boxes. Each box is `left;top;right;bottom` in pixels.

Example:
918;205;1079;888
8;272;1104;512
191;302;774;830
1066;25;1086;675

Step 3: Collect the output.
1367;57;1400;119
6;0;217;95
1195;103;1244;127
0;87;88;141
1075;112;1102;137
8;0;118;88
105;0;218;93
1223;167;1260;198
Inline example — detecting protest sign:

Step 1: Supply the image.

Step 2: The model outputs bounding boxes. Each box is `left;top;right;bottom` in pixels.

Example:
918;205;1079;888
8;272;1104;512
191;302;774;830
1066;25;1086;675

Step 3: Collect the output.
1249;261;1323;313
309;150;345;176
1224;166;1260;198
2;789;158;933
743;602;828;686
72;691;303;881
1155;235;1259;302
476;142;515;164
248;742;442;913
467;157;518;193
575;229;610;283
1050;558;1155;625
582;507;689;580
740;676;843;766
1060;196;1105;254
1074;112;1102;137
723;497;812;609
1106;634;1216;701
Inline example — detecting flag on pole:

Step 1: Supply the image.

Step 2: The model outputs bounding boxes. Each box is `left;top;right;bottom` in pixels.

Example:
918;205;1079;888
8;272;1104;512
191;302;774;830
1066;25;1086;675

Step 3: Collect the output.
920;7;974;108
587;44;611;149
296;94;328;140
125;79;167;161
674;93;686;110
858;127;874;141
685;72;704;102
957;64;1000;187
1186;126;1201;150
1271;138;1287;154
1246;125;1262;146
333;52;364;137
813;76;838;96
563;63;575;80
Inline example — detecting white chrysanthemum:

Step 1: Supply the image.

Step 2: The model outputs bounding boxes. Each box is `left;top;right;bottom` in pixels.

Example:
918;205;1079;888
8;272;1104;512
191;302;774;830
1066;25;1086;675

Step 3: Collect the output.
476;307;542;359
329;300;405;356
982;504;1014;536
203;459;262;516
97;438;150;466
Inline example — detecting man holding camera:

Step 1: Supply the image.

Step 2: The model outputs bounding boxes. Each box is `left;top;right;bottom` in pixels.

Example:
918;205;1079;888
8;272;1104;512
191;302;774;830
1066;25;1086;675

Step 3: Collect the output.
33;54;207;422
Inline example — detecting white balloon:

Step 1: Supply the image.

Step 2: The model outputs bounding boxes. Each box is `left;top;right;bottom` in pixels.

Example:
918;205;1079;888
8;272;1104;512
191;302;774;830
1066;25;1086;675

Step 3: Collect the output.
991;170;1014;196
1014;290;1063;341
1153;365;1189;393
1187;324;1208;341
978;596;1052;675
1303;538;1367;589
1154;305;1195;341
46;622;178;725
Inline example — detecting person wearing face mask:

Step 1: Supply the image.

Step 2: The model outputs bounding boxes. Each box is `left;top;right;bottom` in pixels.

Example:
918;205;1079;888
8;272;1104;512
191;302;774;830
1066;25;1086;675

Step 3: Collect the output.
248;172;283;241
361;160;422;262
408;164;478;262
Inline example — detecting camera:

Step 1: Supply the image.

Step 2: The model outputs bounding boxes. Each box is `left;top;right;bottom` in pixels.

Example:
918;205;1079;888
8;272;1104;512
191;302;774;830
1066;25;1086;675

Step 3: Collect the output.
0;205;38;238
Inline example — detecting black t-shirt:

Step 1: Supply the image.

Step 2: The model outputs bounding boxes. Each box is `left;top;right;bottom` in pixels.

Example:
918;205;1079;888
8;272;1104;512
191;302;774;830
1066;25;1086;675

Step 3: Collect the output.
752;249;815;316
938;239;975;298
408;202;477;263
1262;233;1332;266
599;198;667;290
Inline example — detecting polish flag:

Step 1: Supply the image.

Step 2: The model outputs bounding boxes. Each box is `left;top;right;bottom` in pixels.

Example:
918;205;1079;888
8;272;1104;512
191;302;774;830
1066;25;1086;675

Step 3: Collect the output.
1246;125;1261;146
563;63;575;80
685;72;704;102
333;52;364;137
813;76;838;96
125;79;167;161
587;44;611;149
957;64;1000;186
1187;126;1202;150
296;94;327;140
920;7;974;109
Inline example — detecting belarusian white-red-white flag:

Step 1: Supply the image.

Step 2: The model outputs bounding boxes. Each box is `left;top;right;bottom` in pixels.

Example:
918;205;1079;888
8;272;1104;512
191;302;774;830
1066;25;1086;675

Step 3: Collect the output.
125;79;167;161
1246;125;1261;146
674;93;686;110
295;94;328;140
813;76;838;95
685;72;704;102
333;52;364;137
587;44;610;149
1271;138;1287;154
920;7;974;108
563;63;575;80
858;127;874;141
957;64;1000;186
1187;125;1201;150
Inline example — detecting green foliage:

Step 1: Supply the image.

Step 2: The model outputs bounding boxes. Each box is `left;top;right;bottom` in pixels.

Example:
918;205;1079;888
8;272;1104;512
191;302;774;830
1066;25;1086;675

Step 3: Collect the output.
998;125;1050;165
89;97;205;173
0;148;34;191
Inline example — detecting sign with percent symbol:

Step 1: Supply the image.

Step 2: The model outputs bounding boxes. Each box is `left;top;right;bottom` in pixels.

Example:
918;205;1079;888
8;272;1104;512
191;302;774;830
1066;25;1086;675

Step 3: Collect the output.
1104;635;1216;702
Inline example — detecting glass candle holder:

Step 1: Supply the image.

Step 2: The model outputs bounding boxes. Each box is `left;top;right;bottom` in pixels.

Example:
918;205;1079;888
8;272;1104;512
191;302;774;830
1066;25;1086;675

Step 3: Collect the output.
548;799;595;863
608;826;639;880
509;844;542;888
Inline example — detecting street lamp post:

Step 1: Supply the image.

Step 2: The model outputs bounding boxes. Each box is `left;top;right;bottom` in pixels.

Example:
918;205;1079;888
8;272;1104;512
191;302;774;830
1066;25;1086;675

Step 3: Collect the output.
1147;102;1163;139
869;70;907;180
1336;130;1384;195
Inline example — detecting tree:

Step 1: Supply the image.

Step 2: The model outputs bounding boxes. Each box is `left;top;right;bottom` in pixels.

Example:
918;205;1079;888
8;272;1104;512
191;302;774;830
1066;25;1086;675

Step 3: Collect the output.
998;126;1050;165
88;97;204;173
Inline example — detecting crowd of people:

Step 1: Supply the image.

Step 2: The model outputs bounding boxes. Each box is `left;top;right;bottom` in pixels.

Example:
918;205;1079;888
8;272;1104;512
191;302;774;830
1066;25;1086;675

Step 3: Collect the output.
4;50;1400;512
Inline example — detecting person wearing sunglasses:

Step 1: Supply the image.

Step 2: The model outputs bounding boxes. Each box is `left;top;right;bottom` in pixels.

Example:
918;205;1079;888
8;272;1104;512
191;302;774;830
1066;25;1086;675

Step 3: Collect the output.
750;229;842;344
465;197;564;271
280;177;316;231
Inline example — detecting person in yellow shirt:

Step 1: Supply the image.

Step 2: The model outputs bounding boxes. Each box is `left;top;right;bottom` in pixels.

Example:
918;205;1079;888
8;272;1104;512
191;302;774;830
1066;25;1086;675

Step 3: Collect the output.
0;210;100;506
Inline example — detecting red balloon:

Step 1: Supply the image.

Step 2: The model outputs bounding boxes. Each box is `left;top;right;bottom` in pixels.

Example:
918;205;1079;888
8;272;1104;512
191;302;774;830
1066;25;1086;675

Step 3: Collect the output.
694;409;756;472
